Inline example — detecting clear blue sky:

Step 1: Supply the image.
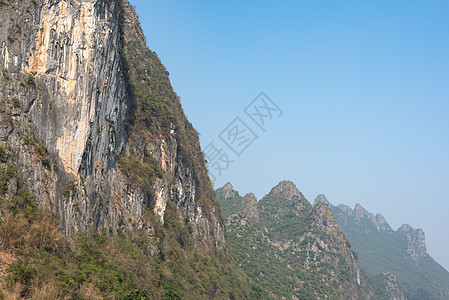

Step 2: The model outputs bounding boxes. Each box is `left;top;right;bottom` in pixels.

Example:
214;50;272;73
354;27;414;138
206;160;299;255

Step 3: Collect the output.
129;0;449;271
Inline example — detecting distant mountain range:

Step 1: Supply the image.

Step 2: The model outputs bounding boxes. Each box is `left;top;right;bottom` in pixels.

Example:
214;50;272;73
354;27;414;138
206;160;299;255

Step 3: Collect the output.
217;182;449;299
217;181;375;299
315;195;449;300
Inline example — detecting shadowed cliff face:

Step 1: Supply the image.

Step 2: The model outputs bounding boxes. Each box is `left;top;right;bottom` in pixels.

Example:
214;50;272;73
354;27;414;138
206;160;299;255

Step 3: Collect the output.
0;0;224;249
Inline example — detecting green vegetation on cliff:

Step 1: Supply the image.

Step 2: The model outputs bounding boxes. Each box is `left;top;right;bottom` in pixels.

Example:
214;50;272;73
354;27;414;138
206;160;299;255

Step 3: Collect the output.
331;202;449;300
118;153;162;194
118;1;219;218
0;1;250;298
0;156;250;299
216;182;375;299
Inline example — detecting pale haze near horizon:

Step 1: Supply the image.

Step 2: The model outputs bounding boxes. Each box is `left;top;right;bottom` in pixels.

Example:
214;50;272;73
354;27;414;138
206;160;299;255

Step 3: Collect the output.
130;0;449;271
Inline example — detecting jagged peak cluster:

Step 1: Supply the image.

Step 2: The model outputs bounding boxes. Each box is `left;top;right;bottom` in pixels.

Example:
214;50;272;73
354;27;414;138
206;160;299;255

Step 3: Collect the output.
218;180;342;233
216;181;375;298
219;181;356;246
320;199;398;233
322;194;449;298
347;202;421;235
221;184;431;263
319;197;428;259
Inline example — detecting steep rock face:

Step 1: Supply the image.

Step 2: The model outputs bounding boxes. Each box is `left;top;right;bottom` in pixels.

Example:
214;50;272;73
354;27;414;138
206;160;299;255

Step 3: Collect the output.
0;0;224;249
119;0;225;249
237;193;258;224
258;180;309;221
25;0;128;178
1;0;126;235
313;193;330;206
219;182;236;199
397;223;427;262
217;182;375;299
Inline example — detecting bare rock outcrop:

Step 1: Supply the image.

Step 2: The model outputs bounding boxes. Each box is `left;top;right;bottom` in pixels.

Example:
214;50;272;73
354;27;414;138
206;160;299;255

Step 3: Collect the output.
0;0;224;250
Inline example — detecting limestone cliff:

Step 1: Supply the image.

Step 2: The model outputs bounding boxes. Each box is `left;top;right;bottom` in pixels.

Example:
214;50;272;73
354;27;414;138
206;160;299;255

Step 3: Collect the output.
0;0;224;249
372;272;405;300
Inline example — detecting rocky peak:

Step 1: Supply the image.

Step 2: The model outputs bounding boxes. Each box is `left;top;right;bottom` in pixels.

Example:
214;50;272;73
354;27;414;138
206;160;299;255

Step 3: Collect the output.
221;183;376;299
258;180;310;218
309;202;341;237
311;201;333;218
375;213;392;232
215;182;242;219
268;180;303;200
330;203;353;227
336;204;353;216
220;182;236;199
239;193;259;223
397;223;413;234
352;203;391;232
397;224;427;262
0;0;225;249
313;194;330;206
353;203;370;219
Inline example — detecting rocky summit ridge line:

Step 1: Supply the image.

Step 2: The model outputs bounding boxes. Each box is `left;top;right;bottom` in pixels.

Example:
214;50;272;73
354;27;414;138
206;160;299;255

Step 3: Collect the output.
217;181;376;299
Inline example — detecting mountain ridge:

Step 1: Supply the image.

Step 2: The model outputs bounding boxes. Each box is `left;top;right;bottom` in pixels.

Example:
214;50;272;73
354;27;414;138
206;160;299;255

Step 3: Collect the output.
217;181;376;299
315;195;449;299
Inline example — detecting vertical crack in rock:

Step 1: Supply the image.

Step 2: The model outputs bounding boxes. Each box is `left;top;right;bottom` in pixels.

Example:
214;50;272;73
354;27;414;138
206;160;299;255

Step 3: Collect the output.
0;0;225;249
26;0;126;176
